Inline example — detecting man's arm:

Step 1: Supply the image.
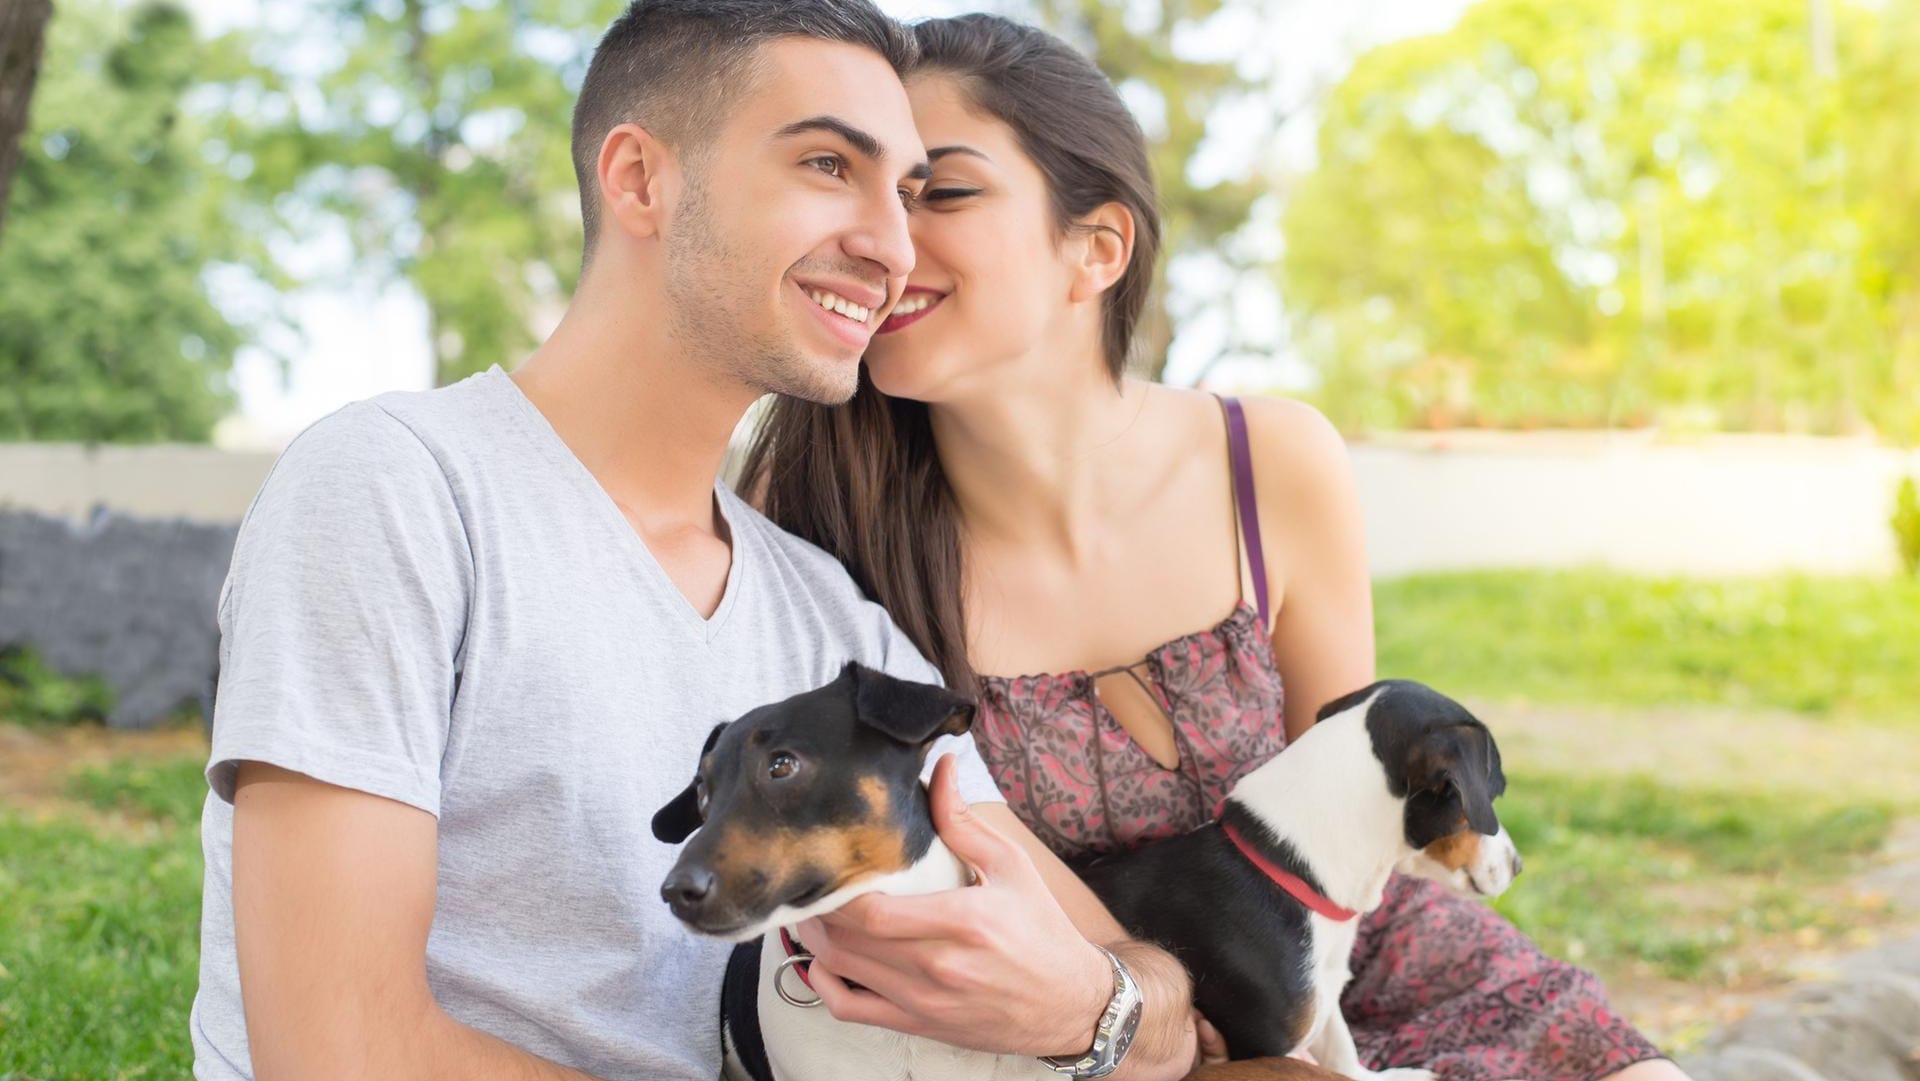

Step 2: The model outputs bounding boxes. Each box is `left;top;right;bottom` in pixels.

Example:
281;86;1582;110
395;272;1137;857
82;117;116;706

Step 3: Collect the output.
795;758;1197;1081
231;763;607;1081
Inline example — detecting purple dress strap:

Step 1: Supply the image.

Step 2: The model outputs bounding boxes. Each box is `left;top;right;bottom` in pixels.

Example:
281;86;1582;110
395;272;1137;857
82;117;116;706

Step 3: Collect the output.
1220;397;1271;630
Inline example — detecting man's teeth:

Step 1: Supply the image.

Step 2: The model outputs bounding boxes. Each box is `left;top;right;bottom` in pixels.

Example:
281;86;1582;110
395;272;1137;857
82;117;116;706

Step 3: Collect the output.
806;288;871;325
891;294;938;316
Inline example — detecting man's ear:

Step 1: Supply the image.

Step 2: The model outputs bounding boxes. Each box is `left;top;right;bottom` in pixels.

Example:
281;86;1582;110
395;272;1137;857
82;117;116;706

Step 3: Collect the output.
846;662;975;745
598;122;682;245
650;722;726;844
1067;201;1135;304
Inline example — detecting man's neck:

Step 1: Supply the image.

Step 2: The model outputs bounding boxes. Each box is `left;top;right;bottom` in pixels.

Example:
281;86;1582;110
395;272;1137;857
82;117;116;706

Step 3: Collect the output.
511;275;760;537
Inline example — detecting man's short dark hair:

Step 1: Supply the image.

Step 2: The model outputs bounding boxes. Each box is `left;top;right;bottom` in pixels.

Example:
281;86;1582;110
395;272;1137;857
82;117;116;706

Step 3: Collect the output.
570;0;916;266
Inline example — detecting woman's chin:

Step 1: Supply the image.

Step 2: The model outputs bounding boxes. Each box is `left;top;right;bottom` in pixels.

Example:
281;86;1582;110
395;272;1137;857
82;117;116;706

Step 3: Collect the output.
864;351;943;403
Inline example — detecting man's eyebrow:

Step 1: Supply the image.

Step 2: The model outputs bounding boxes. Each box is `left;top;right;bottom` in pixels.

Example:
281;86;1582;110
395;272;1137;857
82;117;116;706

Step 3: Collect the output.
928;145;992;164
772;116;884;161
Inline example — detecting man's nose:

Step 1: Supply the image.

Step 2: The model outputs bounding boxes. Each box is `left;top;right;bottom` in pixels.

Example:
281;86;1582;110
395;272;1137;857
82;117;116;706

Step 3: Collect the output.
662;865;718;917
843;192;915;282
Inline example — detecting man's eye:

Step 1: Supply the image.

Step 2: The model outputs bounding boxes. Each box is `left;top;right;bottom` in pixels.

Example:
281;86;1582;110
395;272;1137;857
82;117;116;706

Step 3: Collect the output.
768;753;799;780
806;155;847;178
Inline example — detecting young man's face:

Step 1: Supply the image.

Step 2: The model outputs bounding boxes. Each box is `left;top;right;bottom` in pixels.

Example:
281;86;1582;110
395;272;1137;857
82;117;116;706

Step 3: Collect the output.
661;37;925;405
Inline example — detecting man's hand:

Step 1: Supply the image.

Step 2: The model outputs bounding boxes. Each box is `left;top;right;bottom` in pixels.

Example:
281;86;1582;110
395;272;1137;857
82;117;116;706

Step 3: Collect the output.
794;755;1113;1057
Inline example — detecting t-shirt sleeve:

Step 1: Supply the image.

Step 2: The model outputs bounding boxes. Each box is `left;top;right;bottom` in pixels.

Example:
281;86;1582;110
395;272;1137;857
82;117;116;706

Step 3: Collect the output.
206;402;472;815
871;611;1007;807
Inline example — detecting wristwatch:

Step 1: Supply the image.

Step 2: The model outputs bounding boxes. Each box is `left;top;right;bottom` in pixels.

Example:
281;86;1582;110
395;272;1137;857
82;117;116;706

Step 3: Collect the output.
1038;945;1144;1079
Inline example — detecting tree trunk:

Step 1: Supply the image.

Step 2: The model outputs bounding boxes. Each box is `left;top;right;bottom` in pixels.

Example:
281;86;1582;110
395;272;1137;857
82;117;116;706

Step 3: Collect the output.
0;0;54;245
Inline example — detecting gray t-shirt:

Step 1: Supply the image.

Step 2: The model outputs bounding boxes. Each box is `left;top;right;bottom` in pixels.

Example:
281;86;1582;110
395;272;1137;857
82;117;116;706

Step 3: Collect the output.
191;366;1004;1081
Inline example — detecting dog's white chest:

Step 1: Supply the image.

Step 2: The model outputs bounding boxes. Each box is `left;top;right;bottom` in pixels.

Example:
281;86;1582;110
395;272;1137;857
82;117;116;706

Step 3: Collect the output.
753;933;1057;1081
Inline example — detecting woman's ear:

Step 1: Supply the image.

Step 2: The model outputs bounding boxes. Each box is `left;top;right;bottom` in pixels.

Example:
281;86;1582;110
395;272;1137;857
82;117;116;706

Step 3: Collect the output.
597;122;682;247
1067;202;1136;304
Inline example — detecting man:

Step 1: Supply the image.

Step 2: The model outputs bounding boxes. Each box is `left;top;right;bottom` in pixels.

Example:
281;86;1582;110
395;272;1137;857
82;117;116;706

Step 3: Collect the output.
190;3;1198;1079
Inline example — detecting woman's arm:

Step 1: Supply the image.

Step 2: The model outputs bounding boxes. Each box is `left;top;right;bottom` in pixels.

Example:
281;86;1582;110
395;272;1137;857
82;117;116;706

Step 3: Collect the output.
1241;397;1377;737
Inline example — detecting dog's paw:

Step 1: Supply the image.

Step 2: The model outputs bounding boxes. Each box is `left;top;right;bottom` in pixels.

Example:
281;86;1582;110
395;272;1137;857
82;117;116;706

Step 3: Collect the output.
1370;1070;1438;1081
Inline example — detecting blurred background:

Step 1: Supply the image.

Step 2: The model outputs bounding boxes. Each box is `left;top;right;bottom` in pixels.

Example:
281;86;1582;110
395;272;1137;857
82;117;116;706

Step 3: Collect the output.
1;0;1917;1077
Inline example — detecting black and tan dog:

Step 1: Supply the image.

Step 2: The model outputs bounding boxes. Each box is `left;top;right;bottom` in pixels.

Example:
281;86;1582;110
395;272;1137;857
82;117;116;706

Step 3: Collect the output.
1077;679;1520;1080
651;662;1062;1081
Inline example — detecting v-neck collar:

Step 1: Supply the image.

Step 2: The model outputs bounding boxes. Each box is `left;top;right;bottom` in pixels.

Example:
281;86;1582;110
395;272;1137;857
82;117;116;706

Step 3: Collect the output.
485;365;746;641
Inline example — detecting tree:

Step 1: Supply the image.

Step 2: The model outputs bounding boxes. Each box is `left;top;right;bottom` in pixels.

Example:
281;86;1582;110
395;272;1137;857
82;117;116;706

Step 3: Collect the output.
1281;0;1915;436
0;0;265;442
230;0;617;387
1007;0;1276;381
0;0;53;243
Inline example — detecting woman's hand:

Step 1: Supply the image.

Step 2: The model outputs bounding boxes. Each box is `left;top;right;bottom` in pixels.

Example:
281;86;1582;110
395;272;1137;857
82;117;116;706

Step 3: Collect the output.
793;755;1114;1057
1194;1012;1229;1066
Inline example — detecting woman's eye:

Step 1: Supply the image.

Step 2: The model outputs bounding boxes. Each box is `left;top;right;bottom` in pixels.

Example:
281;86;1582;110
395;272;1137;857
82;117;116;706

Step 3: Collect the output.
920;188;980;204
768;753;799;780
807;155;847;179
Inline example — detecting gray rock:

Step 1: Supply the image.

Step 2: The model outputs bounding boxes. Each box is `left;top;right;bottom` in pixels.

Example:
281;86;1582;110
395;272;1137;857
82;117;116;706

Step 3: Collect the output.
1681;936;1920;1081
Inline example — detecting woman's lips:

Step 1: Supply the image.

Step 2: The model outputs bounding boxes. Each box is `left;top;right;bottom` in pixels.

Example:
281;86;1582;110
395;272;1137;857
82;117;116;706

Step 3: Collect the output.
877;291;946;334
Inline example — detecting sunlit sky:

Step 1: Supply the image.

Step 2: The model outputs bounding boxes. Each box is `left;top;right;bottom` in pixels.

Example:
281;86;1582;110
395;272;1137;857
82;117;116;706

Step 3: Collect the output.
178;0;1475;448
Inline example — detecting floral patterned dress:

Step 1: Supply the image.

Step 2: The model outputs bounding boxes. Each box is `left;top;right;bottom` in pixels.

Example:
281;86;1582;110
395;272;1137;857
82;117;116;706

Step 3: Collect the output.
968;398;1666;1081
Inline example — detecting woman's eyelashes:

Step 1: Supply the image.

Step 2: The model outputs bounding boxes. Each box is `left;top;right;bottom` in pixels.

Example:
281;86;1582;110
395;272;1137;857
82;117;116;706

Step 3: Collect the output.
921;187;981;203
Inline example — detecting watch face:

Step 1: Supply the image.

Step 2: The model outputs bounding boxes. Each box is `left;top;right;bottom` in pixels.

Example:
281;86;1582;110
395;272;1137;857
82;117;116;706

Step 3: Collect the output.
1111;1000;1143;1060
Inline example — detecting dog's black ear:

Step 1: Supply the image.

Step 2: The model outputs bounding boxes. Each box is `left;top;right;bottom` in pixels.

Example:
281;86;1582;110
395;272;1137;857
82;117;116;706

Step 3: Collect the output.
1404;726;1501;841
1315;681;1387;725
651;723;726;844
846;662;975;745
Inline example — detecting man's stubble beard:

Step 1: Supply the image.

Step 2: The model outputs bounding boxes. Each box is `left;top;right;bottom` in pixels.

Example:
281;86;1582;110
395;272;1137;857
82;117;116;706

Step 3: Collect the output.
663;175;861;406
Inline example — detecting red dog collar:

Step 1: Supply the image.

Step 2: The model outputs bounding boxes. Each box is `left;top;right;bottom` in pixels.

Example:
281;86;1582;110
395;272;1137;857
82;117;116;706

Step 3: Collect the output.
1221;820;1359;922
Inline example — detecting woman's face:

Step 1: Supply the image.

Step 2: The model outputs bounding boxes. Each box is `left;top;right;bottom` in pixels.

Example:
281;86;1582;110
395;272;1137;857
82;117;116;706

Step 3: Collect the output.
864;75;1080;403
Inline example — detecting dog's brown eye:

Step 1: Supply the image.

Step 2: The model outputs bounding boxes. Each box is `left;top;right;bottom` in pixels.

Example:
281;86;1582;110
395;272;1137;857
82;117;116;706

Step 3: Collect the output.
768;753;799;780
695;777;709;814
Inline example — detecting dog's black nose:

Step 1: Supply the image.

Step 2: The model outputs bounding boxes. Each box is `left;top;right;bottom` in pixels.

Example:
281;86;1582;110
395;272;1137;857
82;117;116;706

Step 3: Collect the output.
663;866;718;913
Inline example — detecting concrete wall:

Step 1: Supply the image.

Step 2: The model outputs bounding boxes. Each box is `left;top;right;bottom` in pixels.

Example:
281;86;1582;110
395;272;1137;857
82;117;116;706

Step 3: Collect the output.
4;435;1916;577
1352;432;1919;578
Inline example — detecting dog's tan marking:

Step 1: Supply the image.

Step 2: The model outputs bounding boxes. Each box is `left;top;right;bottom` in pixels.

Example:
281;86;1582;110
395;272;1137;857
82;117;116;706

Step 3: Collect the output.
1423;824;1483;871
858;775;890;818
710;814;913;902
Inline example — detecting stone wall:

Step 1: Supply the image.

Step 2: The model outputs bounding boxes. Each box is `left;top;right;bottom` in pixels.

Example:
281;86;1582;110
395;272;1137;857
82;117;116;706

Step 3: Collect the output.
0;509;235;729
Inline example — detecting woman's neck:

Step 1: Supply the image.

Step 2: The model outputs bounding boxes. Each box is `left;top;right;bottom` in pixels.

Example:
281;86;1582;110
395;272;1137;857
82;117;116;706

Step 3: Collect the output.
927;355;1153;560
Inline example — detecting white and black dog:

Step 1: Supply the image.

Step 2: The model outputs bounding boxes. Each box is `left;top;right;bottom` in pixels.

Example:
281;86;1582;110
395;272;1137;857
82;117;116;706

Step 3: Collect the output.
652;669;1519;1081
1077;679;1522;1080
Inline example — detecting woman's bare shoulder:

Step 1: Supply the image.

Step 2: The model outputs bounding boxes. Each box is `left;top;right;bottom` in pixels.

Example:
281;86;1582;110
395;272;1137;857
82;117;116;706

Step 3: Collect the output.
1234;395;1354;499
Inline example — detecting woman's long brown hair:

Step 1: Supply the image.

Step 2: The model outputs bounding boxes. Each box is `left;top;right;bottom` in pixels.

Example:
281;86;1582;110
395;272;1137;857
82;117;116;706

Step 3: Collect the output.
738;14;1162;691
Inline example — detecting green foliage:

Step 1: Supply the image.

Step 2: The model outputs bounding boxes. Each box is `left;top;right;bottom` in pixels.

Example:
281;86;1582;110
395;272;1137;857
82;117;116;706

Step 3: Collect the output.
0;810;202;1078
0;0;262;442
65;754;208;826
0;648;114;728
1375;570;1920;718
1283;0;1920;436
1494;772;1893;981
1894;475;1920;575
227;0;616;385
1008;0;1269;380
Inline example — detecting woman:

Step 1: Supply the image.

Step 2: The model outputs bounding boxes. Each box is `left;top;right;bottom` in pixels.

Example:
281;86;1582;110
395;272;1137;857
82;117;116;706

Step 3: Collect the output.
744;13;1684;1081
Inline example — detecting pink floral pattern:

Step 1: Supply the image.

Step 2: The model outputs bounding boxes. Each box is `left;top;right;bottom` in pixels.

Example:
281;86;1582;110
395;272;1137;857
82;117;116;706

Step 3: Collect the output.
973;604;1665;1081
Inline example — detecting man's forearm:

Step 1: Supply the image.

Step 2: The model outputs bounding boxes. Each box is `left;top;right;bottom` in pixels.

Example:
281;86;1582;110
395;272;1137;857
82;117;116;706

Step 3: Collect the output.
254;993;607;1081
1105;939;1196;1081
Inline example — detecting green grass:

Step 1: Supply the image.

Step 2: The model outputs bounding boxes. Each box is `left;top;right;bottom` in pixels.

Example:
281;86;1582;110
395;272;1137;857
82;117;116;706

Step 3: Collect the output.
1376;570;1920;720
0;813;203;1079
1494;772;1896;981
0;648;115;729
65;755;210;827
